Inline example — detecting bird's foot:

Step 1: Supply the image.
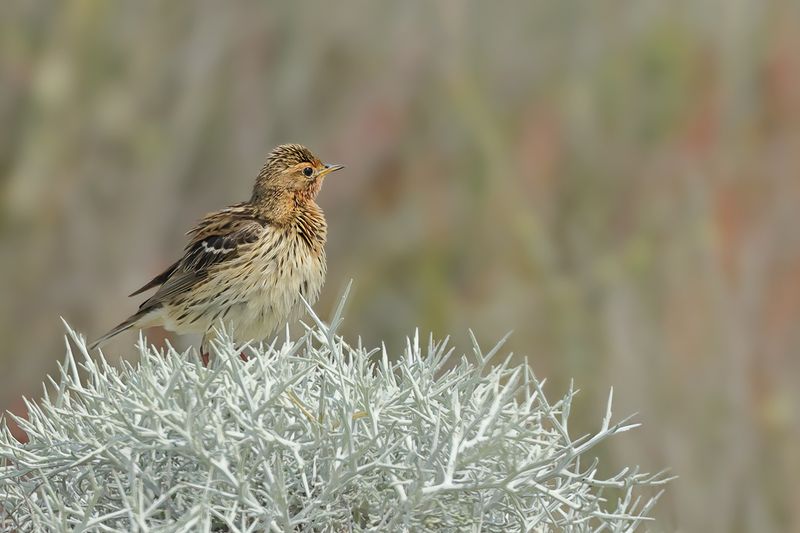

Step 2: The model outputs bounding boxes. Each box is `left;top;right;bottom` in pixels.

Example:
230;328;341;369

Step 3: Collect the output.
239;351;249;362
200;351;210;367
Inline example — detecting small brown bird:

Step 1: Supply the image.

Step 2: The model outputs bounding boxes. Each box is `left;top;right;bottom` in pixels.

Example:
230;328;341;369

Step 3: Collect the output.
90;144;342;355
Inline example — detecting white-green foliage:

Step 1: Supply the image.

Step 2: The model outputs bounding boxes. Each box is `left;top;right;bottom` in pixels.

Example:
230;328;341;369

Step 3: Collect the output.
0;296;670;532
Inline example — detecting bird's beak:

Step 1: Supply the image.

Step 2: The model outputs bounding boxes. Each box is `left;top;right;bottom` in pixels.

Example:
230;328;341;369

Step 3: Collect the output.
318;163;345;178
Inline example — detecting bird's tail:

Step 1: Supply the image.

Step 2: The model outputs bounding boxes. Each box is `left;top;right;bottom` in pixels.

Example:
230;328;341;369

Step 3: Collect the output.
89;311;151;350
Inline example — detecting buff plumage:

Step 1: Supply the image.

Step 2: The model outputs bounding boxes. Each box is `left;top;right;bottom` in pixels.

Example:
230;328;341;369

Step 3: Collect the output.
91;144;342;353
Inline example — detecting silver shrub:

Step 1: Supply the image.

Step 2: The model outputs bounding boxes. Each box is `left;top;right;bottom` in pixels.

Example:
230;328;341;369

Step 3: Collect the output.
0;295;670;532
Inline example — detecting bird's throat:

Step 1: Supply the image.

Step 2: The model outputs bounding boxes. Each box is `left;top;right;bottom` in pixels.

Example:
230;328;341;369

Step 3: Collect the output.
250;185;321;226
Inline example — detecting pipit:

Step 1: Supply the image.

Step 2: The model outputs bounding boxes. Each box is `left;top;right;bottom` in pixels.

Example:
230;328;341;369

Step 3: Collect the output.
91;144;342;360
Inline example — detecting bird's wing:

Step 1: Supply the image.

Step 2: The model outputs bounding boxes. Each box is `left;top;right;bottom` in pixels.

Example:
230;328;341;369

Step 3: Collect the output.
129;260;180;297
135;205;267;312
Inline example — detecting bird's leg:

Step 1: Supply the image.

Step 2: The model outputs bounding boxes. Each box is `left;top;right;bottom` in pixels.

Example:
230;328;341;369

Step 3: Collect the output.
200;333;210;367
239;349;249;362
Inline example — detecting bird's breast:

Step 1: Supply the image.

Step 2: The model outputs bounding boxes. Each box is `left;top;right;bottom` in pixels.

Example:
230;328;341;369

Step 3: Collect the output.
228;225;326;341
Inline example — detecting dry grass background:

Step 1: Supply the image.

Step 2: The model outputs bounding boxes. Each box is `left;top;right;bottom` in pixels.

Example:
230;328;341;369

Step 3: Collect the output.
1;1;799;531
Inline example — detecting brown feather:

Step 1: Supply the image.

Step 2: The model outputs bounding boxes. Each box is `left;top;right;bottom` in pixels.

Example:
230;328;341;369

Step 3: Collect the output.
129;260;180;297
136;205;268;314
92;143;338;350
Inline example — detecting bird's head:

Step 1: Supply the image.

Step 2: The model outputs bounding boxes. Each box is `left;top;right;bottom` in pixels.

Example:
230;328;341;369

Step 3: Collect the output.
252;144;343;204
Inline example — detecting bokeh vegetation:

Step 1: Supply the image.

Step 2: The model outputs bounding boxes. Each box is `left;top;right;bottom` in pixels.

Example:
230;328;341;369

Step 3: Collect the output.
1;2;798;531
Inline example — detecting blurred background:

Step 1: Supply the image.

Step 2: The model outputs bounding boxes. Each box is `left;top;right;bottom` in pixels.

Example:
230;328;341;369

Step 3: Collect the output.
1;1;799;530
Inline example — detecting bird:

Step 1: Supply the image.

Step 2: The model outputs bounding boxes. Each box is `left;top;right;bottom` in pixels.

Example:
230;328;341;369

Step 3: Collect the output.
90;143;343;359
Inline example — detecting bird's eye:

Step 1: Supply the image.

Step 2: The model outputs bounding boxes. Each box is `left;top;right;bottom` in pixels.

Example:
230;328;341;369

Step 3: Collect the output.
303;167;313;177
